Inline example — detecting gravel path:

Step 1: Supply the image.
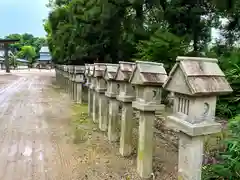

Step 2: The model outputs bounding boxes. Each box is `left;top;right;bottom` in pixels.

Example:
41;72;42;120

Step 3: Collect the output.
0;72;77;180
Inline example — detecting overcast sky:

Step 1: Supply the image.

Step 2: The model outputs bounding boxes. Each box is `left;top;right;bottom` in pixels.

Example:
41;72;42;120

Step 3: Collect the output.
0;0;49;38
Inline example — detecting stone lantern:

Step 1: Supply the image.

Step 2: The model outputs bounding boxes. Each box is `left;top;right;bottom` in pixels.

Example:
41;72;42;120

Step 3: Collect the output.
93;63;106;125
73;66;85;104
66;65;70;94
130;61;167;178
84;64;90;105
66;65;71;93
87;64;95;117
63;65;68;92
55;65;60;85
56;65;61;86
85;64;90;87
68;65;75;99
103;64;119;138
115;61;135;150
163;56;233;180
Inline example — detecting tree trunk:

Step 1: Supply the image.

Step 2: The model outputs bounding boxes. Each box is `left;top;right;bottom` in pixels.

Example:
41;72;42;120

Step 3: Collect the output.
4;44;10;73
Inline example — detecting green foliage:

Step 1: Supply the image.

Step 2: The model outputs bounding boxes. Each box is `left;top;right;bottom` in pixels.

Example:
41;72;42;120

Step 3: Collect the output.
203;115;240;180
216;49;240;118
17;46;37;67
5;33;46;55
136;28;188;72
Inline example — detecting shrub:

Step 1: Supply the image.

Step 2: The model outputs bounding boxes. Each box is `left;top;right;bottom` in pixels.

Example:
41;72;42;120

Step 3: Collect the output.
217;51;240;118
203;115;240;180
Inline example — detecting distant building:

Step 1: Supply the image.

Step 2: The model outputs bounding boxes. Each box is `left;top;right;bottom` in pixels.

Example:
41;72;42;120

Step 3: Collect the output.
36;46;52;69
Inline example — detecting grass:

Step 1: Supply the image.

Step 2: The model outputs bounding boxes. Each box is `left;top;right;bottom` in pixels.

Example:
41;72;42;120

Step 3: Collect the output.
71;103;97;144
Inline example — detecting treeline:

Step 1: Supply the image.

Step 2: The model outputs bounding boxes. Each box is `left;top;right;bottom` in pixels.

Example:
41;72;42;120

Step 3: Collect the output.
44;0;240;117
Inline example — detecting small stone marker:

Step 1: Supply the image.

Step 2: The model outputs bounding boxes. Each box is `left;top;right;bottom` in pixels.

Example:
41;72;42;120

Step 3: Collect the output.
85;64;90;87
64;65;69;93
94;63;107;131
55;65;60;84
103;64;120;140
84;64;90;104
116;61;135;152
74;66;85;104
63;65;68;91
92;63;105;123
130;61;167;179
87;64;95;117
68;65;75;99
163;56;233;180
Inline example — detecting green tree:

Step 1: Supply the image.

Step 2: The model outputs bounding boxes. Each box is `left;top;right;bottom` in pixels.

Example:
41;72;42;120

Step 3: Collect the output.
5;33;46;56
136;28;188;72
17;46;37;67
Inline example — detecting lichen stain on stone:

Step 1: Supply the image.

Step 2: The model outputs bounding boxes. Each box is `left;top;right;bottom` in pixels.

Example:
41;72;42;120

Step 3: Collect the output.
178;175;183;180
138;147;144;161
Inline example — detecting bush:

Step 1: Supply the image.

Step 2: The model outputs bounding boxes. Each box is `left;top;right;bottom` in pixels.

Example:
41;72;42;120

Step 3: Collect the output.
203;115;240;180
217;51;240;118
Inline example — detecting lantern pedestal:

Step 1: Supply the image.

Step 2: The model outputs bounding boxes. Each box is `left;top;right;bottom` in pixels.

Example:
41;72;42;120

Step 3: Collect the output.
119;102;133;156
98;92;108;131
107;98;120;142
136;111;155;179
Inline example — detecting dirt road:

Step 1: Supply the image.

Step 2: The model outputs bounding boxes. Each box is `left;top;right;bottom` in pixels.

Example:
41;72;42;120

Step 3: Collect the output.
0;71;78;180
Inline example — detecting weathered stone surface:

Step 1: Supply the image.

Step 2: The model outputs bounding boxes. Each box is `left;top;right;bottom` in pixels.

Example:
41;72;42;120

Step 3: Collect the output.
163;56;233;180
108;99;120;142
119;102;133;156
129;61;168;178
163;56;233;96
130;61;167;112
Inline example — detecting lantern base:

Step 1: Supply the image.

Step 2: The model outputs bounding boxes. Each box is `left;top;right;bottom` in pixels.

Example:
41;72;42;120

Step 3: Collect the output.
132;101;165;112
166;116;221;137
105;91;117;98
116;95;135;102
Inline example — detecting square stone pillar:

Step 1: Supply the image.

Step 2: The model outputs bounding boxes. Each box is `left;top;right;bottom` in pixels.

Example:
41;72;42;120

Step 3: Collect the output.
68;65;74;99
108;98;119;141
163;56;233;180
92;85;99;122
60;65;63;88
115;61;135;153
130;61;168;178
66;65;70;93
93;63;106;127
74;66;85;104
104;64;120;140
57;65;61;85
86;64;94;117
63;65;68;92
55;65;60;84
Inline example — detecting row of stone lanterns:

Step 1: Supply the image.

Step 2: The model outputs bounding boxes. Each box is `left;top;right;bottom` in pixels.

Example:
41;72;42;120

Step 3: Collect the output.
54;56;232;180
